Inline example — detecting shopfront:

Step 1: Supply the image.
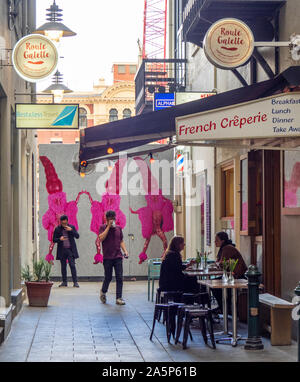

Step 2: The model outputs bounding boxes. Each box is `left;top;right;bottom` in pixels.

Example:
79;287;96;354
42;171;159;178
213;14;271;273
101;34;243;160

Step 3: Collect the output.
175;85;300;297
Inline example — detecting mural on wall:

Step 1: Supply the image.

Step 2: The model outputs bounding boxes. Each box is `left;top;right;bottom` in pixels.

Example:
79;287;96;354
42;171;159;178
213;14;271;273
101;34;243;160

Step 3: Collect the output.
39;155;174;265
130;157;174;264
40;156;79;265
284;151;300;208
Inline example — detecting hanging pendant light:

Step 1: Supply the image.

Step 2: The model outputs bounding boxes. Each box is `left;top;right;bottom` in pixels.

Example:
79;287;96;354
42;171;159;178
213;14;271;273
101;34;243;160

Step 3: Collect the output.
33;1;76;42
42;70;72;103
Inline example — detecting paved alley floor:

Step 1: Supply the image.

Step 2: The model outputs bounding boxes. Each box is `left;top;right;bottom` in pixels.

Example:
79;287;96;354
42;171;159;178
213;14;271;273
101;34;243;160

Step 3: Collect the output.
0;281;297;362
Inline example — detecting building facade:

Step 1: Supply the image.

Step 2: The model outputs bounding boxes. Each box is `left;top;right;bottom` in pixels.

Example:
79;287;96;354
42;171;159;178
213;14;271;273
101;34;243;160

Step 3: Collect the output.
171;0;300;314
37;63;136;144
0;0;38;342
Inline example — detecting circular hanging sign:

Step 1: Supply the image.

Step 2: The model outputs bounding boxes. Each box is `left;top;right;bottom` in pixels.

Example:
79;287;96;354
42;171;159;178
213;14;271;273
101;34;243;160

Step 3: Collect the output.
203;18;254;69
12;34;59;82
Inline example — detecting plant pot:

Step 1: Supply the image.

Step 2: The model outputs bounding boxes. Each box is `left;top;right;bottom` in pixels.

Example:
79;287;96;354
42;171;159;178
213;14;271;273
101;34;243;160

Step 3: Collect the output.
25;281;53;307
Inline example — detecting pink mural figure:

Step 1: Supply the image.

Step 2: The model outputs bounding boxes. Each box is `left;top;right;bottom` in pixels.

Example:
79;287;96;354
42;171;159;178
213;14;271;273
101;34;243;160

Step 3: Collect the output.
129;157;174;264
89;158;127;264
39;156;79;264
284;161;300;207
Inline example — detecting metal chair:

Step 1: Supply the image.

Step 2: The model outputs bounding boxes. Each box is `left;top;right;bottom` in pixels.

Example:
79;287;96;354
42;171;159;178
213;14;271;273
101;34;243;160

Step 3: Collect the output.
148;258;162;301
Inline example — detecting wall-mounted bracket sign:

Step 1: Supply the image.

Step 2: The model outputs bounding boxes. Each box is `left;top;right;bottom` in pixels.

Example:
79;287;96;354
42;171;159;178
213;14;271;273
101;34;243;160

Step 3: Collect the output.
16;104;79;129
176;92;300;142
12;34;59;82
204;18;300;69
203;18;255;69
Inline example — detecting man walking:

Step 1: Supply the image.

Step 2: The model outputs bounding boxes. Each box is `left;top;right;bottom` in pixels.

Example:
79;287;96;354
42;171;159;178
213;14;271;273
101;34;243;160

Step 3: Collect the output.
99;210;129;305
53;215;80;288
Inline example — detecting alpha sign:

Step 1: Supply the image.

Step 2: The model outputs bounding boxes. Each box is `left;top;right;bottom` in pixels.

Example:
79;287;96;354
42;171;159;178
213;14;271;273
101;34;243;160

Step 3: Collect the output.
176;93;300;142
154;93;175;110
12;34;59;82
203;18;254;69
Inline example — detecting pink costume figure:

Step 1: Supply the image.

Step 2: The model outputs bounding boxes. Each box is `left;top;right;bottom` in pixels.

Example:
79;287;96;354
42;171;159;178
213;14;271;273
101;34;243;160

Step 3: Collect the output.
40;156;79;264
90;158;127;264
130;157;174;264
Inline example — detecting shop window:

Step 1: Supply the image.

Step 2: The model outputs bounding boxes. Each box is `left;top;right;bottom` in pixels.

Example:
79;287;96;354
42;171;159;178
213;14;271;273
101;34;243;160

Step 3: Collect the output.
79;107;87;129
240;151;263;235
109;108;118;122
123;108;131;119
221;164;234;218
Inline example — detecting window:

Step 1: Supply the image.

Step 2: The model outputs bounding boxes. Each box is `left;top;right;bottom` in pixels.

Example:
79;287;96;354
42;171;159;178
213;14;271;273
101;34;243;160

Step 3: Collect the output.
130;65;137;74
118;65;126;74
79;107;87;129
123;109;131;119
240;151;263;235
221;164;234;218
241;158;248;231
109;108;118;122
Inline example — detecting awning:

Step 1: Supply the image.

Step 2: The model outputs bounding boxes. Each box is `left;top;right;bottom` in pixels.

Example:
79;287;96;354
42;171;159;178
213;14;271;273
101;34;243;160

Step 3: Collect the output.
79;66;300;163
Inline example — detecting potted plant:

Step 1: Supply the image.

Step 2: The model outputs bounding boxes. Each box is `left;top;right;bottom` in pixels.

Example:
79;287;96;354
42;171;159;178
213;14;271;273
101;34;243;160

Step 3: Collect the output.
21;259;53;307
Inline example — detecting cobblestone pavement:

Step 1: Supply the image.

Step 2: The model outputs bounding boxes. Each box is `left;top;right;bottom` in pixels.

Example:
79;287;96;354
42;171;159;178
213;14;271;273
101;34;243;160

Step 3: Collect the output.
0;281;297;362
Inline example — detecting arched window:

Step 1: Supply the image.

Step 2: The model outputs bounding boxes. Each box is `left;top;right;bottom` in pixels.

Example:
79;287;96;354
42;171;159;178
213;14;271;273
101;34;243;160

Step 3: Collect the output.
79;107;87;129
109;108;118;122
123;108;132;119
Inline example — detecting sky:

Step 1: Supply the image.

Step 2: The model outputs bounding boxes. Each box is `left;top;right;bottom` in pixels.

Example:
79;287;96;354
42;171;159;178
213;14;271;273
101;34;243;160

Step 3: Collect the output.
36;0;144;91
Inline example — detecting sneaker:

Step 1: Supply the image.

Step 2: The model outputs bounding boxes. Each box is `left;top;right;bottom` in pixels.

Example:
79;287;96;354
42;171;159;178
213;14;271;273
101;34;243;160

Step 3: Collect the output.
59;282;67;287
116;298;126;305
100;292;107;304
73;282;79;288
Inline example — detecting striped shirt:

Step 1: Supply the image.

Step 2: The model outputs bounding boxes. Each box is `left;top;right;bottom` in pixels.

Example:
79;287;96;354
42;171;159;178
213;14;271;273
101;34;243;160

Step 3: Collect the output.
62;228;71;249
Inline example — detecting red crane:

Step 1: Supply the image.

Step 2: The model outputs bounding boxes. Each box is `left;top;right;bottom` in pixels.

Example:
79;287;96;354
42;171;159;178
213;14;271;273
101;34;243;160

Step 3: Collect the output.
142;0;167;59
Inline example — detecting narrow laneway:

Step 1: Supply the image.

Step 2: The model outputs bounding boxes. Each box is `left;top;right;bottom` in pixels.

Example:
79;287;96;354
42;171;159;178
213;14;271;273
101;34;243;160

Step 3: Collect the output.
0;282;297;362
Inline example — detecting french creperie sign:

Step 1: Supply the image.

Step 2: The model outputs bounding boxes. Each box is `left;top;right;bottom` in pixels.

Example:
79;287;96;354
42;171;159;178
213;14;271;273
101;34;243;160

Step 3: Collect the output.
176;93;300;142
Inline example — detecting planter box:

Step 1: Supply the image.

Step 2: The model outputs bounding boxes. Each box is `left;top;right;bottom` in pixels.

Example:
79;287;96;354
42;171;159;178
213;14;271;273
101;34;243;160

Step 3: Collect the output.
25;282;53;307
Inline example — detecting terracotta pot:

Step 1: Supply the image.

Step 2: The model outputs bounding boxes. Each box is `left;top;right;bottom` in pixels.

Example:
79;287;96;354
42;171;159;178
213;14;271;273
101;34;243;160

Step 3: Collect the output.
25;281;53;307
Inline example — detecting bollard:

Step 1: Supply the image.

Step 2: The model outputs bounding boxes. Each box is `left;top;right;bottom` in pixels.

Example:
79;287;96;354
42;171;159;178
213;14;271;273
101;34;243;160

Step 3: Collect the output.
244;265;264;350
294;282;300;362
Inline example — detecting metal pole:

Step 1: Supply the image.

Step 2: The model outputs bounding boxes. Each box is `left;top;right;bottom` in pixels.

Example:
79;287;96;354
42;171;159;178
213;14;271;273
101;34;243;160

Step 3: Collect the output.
244;265;264;350
294;282;300;362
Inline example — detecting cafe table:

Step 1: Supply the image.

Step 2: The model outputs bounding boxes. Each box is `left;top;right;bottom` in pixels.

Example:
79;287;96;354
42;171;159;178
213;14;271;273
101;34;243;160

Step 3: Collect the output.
183;269;223;280
198;278;248;347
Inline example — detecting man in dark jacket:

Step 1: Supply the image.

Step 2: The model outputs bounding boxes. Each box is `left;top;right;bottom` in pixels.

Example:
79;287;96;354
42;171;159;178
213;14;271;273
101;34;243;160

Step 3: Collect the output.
53;215;80;288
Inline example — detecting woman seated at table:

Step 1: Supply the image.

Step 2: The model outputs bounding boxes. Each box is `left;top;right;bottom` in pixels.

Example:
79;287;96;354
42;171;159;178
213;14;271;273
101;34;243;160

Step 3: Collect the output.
212;231;248;314
159;236;207;300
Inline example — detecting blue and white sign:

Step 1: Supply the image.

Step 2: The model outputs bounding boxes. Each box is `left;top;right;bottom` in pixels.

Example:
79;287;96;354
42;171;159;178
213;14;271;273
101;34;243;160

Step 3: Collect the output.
154;93;175;111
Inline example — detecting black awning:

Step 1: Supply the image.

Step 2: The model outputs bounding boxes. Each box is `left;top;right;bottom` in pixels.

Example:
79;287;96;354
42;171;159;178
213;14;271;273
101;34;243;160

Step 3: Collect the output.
183;0;286;45
79;66;300;163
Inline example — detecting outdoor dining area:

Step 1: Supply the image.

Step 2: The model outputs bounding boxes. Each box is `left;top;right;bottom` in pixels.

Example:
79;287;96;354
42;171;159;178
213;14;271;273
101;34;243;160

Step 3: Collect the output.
147;235;297;351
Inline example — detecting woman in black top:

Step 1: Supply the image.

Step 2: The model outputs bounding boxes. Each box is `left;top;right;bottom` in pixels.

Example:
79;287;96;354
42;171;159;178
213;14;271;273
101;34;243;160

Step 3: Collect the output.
159;236;199;293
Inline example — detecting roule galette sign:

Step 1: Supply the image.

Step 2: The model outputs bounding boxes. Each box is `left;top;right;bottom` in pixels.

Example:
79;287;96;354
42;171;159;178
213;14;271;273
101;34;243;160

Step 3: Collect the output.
12;34;58;82
204;18;254;69
176;93;300;142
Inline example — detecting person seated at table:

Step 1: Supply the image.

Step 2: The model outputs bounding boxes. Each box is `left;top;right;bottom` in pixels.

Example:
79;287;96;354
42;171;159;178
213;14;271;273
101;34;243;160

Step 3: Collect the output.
212;232;248;314
159;236;208;303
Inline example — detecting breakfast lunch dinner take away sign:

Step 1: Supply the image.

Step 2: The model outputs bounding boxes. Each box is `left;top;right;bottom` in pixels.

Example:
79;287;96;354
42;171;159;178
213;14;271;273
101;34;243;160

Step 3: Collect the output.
176;93;300;143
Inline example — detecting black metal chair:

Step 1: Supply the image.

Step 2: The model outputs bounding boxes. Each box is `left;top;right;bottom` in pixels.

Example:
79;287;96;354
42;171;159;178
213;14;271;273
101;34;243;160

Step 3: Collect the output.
175;305;216;349
150;302;185;343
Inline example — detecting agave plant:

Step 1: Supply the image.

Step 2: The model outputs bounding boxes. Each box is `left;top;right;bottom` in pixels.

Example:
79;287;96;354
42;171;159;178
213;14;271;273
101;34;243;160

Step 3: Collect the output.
33;259;45;282
43;261;52;282
21;265;33;282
